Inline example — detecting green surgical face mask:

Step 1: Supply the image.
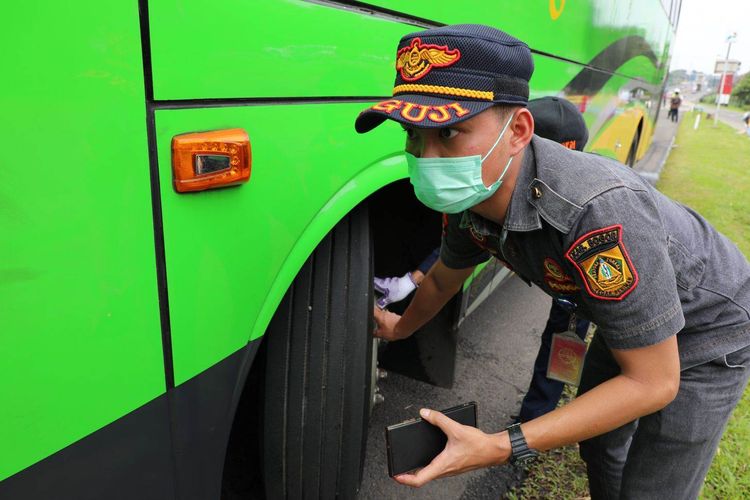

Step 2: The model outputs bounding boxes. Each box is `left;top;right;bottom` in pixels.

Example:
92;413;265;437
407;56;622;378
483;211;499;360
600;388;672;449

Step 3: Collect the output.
406;113;514;214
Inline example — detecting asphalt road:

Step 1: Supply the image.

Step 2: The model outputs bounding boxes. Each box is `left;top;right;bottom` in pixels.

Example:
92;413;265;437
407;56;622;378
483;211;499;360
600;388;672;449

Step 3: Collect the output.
358;275;552;499
711;106;748;132
686;90;748;132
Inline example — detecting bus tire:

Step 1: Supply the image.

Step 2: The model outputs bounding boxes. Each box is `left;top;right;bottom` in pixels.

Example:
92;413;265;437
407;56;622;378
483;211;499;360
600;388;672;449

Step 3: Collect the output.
262;203;373;499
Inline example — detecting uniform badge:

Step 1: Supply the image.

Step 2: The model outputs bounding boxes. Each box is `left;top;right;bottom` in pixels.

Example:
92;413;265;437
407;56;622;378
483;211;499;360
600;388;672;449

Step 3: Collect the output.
542;258;579;294
396;38;461;81
565;225;638;300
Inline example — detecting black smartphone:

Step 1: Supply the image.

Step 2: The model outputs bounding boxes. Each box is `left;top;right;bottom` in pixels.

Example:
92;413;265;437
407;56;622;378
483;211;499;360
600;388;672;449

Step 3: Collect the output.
384;401;478;477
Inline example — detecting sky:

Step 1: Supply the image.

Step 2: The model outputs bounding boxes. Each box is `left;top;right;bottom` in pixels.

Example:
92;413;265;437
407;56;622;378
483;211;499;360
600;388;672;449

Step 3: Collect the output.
670;0;750;75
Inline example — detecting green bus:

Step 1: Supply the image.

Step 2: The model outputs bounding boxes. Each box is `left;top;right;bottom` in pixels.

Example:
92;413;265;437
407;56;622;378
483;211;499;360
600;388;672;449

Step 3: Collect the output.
1;0;680;498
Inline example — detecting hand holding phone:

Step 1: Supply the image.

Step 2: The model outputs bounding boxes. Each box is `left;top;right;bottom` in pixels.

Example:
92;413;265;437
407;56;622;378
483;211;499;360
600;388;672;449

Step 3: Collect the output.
385;402;478;477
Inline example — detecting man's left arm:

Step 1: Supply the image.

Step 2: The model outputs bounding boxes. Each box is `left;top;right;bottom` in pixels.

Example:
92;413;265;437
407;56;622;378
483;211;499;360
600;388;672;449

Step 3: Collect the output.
520;335;680;452
394;185;685;487
393;336;680;488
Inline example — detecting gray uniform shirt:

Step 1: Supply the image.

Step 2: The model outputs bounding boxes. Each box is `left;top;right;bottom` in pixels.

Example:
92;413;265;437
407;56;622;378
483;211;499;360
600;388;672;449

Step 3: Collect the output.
441;135;750;369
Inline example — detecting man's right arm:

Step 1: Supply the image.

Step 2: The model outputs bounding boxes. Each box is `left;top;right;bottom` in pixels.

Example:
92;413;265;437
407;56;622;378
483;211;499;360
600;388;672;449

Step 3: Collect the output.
373;258;474;341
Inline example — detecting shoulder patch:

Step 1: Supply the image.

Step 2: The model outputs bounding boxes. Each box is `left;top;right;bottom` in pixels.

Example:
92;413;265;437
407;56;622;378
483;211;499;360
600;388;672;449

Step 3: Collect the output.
565;225;638;301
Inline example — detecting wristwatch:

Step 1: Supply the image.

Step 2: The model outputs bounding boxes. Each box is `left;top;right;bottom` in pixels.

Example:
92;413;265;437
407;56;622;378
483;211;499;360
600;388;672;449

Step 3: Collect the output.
506;422;538;465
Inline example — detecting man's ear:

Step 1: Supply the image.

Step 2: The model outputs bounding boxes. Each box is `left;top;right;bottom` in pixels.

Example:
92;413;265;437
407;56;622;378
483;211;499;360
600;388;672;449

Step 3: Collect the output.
508;108;534;156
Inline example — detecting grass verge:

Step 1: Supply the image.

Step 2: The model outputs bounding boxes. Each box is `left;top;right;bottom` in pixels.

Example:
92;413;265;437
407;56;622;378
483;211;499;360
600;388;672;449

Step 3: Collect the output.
659;112;750;498
505;113;750;499
505;387;590;500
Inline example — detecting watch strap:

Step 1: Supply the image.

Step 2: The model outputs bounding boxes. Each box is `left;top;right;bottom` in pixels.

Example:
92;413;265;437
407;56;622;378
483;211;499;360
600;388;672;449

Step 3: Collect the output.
506;422;538;465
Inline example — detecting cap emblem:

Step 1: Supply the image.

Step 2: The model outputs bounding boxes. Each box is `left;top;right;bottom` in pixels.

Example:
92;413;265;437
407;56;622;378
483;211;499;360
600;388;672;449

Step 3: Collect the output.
396;38;461;82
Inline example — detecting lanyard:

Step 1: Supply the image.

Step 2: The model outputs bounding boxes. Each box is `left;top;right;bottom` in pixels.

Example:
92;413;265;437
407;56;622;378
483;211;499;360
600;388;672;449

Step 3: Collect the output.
554;297;579;332
498;226;509;262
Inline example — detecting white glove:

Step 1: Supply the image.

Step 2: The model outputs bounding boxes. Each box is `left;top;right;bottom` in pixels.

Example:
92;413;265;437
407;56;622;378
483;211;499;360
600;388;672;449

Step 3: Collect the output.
374;273;417;309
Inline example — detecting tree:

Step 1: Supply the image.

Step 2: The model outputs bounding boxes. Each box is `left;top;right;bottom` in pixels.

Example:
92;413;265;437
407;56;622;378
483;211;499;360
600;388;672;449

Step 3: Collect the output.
667;69;688;89
731;73;750;106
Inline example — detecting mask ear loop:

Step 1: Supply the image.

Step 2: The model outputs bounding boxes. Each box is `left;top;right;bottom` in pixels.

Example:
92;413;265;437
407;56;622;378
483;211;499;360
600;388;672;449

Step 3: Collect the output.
480;112;515;188
481;112;515;162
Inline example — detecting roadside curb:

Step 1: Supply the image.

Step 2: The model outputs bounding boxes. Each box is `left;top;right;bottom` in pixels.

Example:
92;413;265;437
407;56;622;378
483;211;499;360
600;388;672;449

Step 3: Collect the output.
637;133;676;186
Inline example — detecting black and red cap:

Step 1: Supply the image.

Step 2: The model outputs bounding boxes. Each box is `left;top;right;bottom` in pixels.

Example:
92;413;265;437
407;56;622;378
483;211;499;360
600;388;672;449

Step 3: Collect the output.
355;24;534;134
528;96;589;151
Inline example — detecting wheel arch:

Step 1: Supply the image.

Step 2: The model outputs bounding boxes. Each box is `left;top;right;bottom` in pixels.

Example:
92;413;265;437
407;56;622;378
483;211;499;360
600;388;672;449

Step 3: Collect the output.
634;115;651;161
246;152;408;345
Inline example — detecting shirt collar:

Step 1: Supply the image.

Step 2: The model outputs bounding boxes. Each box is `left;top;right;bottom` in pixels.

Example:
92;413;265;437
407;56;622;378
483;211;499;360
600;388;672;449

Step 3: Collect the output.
502;137;543;232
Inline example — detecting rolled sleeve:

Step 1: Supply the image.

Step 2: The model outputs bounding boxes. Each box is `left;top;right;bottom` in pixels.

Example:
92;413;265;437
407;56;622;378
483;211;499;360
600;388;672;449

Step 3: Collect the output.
566;187;685;350
440;212;490;269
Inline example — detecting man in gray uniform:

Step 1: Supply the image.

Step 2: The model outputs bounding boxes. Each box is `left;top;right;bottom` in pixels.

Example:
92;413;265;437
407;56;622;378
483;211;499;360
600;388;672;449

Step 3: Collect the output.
356;24;750;498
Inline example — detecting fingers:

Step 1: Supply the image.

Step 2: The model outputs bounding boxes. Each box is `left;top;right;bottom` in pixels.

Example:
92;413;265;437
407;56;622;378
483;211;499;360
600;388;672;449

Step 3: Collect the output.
393;452;449;488
391;410;482;488
376;295;391;309
373;306;385;325
374;276;393;308
373;308;405;341
419;408;457;437
390;409;457;488
373;307;390;339
373;276;388;293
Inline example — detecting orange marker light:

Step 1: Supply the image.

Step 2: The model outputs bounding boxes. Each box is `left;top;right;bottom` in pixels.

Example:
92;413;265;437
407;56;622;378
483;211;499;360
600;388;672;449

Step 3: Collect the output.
171;128;251;193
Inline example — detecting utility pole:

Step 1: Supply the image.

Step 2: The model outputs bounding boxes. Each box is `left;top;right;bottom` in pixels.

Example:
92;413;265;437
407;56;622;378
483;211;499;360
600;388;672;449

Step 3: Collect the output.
715;32;737;126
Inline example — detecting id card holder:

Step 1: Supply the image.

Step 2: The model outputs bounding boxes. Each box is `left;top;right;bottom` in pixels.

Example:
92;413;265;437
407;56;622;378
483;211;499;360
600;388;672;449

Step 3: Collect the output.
547;315;587;386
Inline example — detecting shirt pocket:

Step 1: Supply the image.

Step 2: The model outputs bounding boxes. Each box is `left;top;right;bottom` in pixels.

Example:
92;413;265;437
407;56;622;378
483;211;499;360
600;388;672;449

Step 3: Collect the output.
667;235;705;291
711;345;750;369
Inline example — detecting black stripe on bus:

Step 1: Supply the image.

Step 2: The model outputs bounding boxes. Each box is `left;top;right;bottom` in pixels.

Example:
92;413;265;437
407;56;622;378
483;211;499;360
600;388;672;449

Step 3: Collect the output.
138;0;175;389
145;54;654;114
152;96;393;110
305;0;439;28
563;35;659;96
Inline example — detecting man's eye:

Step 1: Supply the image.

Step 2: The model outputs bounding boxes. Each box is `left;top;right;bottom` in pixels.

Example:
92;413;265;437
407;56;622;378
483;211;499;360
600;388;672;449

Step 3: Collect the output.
402;128;416;140
439;128;458;139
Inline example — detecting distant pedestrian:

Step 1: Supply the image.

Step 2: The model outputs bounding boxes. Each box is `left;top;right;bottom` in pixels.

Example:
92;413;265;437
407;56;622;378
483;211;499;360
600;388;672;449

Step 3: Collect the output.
743;111;750;134
668;90;682;122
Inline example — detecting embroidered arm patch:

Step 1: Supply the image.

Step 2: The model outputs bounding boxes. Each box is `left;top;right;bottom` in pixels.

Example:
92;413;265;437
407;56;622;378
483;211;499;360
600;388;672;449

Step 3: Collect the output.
543;258;580;294
565;224;638;301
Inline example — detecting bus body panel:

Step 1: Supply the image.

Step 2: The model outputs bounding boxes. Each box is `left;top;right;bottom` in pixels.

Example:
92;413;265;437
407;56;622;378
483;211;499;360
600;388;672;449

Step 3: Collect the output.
148;0;416;100
147;0;672;101
0;0;166;482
